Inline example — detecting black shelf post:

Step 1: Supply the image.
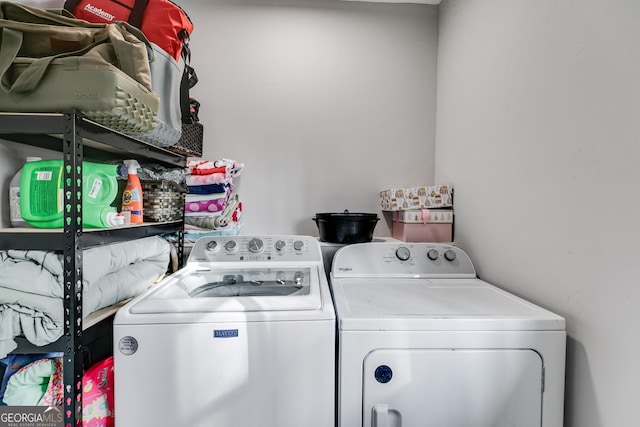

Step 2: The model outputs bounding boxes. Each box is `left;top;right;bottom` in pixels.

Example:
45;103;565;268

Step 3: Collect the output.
62;111;84;426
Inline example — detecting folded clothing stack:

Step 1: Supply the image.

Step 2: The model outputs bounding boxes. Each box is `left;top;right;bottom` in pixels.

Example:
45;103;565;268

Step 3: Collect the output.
184;158;243;243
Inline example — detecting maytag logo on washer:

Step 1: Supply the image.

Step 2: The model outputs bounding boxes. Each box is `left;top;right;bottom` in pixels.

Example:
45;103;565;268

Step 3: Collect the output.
214;329;238;338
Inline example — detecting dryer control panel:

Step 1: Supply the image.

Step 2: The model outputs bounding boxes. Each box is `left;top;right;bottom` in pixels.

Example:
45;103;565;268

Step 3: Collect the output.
188;235;322;263
332;243;476;278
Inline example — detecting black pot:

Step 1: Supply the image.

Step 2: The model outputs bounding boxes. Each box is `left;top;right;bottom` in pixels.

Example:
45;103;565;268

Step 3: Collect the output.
313;210;379;244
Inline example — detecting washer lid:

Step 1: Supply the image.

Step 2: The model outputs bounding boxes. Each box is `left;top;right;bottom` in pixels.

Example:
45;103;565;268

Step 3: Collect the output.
331;277;565;331
128;266;323;313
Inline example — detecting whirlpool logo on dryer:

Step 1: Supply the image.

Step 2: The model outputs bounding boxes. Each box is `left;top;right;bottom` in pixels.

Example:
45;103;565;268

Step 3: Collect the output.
214;329;239;338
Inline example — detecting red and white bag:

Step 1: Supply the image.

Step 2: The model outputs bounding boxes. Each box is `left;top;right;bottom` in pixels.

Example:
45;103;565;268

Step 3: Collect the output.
63;0;192;60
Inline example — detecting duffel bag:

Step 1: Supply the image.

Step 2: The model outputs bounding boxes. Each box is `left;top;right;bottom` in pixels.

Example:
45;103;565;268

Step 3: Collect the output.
131;42;184;147
63;0;192;61
0;1;158;134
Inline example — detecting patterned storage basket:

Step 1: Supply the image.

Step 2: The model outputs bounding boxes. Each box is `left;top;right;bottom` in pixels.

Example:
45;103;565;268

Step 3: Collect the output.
141;180;187;222
168;122;203;157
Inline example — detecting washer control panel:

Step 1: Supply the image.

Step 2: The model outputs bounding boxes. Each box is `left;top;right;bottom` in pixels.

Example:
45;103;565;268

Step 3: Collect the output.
188;235;321;263
332;243;476;278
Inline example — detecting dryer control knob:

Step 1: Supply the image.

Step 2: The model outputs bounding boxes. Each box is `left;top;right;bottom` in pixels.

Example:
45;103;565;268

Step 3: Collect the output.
206;241;218;252
427;249;439;260
374;365;393;383
248;238;264;253
395;246;411;261
444;249;457;261
275;240;286;252
224;240;237;252
293;240;305;251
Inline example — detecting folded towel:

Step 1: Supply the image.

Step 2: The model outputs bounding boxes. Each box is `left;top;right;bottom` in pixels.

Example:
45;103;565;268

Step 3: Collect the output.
187;158;244;177
184;221;243;241
186;193;227;202
186;173;230;186
186;159;225;176
187;183;229;195
185;198;226;214
184;195;241;228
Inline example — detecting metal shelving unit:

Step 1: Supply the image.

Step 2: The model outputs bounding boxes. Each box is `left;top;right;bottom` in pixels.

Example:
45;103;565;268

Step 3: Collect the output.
0;110;186;426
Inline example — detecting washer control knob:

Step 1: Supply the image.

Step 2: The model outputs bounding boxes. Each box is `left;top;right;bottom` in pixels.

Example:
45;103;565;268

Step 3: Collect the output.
293;240;305;251
395;246;411;261
444;249;457;261
224;240;237;252
248;238;264;253
275;240;286;252
427;249;439;261
206;241;218;252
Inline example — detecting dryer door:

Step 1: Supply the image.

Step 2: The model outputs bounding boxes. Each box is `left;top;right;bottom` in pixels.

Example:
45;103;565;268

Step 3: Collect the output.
363;349;543;427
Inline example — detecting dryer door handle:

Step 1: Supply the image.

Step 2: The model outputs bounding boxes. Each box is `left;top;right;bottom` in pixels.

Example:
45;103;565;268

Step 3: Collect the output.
372;404;401;427
372;404;389;427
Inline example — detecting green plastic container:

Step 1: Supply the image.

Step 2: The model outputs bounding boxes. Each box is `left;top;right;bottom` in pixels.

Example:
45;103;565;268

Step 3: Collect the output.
20;160;127;228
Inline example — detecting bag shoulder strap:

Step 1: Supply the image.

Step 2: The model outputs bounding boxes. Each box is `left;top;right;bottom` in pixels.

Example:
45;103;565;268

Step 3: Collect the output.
62;0;81;14
180;40;198;123
129;0;148;29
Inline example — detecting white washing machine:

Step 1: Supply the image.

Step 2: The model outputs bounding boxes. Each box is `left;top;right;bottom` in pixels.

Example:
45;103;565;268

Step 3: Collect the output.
330;242;566;427
113;235;335;427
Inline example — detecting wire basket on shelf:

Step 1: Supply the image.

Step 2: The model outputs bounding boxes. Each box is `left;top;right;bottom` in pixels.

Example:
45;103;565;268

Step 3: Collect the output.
141;180;187;222
168;122;203;157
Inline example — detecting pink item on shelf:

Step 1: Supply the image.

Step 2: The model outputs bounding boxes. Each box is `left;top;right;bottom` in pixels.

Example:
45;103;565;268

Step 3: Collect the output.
82;356;115;427
185;198;226;213
392;222;453;243
186;172;230;186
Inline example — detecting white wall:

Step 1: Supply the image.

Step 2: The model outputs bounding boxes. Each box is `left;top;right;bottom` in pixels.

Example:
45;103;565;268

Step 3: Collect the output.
0;1;438;235
183;0;439;236
436;1;640;425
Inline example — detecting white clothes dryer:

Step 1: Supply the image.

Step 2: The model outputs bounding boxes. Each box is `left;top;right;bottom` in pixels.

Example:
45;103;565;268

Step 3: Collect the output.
330;242;566;427
113;235;335;427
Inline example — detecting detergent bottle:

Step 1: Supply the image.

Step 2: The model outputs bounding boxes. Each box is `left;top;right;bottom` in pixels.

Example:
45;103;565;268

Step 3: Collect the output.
9;156;41;227
20;160;127;228
122;160;143;224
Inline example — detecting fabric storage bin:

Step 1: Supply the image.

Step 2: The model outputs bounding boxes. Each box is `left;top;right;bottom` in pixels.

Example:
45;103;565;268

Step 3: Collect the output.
392;222;453;243
391;208;454;242
381;185;452;211
392;208;453;224
141;180;187;222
